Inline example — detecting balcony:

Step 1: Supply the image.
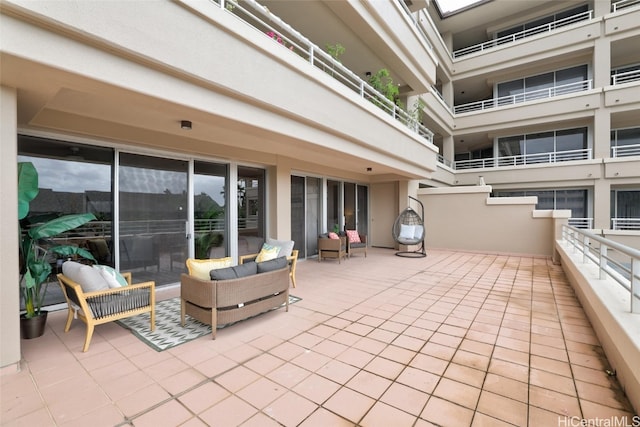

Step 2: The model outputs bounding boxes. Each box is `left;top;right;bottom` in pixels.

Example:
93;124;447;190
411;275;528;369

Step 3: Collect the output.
452;10;592;59
2;247;637;424
454;148;592;170
612;218;640;230
612;0;640;12
611;68;640;85
611;143;640;158
454;80;592;114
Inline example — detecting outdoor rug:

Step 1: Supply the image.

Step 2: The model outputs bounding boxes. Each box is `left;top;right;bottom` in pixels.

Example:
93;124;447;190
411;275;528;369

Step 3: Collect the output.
116;295;301;352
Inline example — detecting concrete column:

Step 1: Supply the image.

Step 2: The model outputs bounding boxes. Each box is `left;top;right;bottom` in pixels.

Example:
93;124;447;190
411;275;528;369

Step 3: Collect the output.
593;37;611;91
593;106;611;160
442;80;454;108
0;86;21;373
442;134;455;166
593;178;611;230
270;157;292;240
592;0;610;18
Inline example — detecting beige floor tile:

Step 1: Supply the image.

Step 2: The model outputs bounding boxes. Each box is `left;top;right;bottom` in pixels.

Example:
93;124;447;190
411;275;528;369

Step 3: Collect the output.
380;382;430;416
421;396;474;427
361;401;417;427
299;407;353;426
215;365;260;393
409;353;449;376
199;395;258;426
482;372;528;403
323;387;375;424
178;381;229;414
293;373;341;404
316;359;359;384
528;385;581;417
452;349;490;372
476;390;528;426
364;356;405;380
346;370;393;399
131;399;191;427
443;363;486;388
433;377;481;410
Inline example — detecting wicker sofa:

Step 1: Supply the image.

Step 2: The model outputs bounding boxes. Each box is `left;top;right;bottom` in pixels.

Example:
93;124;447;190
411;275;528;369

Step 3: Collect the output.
180;259;289;338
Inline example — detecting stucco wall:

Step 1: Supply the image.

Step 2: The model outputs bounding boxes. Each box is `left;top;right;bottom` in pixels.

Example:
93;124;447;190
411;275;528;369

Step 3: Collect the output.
418;185;568;257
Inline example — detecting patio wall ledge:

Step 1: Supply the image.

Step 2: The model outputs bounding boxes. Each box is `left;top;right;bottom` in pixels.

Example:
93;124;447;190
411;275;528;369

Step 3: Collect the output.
555;239;640;414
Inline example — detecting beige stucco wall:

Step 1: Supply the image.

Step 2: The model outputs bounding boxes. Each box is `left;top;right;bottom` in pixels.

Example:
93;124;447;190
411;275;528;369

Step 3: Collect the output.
419;185;569;257
0;86;20;372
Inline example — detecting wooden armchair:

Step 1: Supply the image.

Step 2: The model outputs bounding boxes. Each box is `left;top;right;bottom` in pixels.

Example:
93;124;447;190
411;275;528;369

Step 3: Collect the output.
57;272;155;352
240;249;299;288
347;233;367;258
318;235;347;263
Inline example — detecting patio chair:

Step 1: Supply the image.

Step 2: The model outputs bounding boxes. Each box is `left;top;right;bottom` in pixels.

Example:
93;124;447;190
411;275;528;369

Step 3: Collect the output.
345;230;367;258
57;265;155;352
317;234;347;263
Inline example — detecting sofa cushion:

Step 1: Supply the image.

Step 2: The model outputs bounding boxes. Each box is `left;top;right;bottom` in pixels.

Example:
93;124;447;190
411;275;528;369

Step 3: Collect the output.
328;232;339;240
187;257;233;280
266;238;295;258
210;261;258;280
346;230;361;243
256;256;287;274
255;244;280;263
62;261;109;292
398;224;416;240
93;265;127;288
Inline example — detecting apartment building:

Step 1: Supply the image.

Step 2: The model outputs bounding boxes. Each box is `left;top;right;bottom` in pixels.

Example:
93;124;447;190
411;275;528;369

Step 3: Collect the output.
1;0;639;371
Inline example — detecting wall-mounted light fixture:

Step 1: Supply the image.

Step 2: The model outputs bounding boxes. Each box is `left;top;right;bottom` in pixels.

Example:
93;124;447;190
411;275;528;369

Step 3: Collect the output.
181;120;192;130
366;167;372;172
365;71;371;78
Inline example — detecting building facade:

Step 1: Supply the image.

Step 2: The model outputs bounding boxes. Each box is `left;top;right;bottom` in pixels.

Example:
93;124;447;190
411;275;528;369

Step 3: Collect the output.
1;0;639;371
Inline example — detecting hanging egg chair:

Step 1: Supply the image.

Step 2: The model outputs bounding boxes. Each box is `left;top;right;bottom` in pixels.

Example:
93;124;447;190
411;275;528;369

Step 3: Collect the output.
392;196;426;258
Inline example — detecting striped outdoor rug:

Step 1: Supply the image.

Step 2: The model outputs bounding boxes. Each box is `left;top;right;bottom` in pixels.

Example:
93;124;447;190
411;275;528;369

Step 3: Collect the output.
117;295;300;351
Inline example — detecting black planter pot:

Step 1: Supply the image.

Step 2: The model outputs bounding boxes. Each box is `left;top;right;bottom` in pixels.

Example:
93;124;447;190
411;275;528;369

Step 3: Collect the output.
20;311;48;339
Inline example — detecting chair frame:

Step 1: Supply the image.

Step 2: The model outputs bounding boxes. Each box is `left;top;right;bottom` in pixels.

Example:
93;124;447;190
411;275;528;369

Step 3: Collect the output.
318;236;347;263
347;233;367;258
57;272;155;352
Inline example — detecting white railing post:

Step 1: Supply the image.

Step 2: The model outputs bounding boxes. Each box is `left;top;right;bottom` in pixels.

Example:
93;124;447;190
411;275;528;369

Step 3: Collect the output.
599;245;607;280
583;235;590;262
632;258;639;313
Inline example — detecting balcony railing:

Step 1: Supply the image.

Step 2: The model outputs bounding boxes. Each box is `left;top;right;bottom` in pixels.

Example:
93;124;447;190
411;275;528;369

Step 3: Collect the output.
454;80;592;114
437;154;453;168
215;0;433;144
569;218;593;229
454;148;591;170
453;10;592;58
611;68;640;85
612;218;640;230
611;143;640;157
396;0;432;51
612;0;640;12
562;225;640;313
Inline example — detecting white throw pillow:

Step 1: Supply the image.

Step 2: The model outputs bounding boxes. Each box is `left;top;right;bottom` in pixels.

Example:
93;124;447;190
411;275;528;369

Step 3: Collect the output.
93;265;128;289
398;224;416;240
62;261;109;292
266;238;295;257
413;225;424;240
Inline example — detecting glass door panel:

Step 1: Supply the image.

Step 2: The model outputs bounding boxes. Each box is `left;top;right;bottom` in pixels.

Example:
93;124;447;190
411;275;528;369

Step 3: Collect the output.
327;180;341;233
18;136;113;307
344;182;356;230
118;153;188;285
194;161;227;259
291;176;305;257
306;177;321;257
357;185;369;236
237;167;265;256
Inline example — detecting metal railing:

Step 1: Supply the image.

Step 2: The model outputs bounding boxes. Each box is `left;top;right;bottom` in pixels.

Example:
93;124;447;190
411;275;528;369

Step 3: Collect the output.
454;80;592;114
612;218;640;230
611;143;640;157
453;10;592;58
437;154;453;168
561;225;640;313
215;0;434;144
454;148;591;170
612;0;640;12
396;0;433;51
569;218;593;229
611;68;640;85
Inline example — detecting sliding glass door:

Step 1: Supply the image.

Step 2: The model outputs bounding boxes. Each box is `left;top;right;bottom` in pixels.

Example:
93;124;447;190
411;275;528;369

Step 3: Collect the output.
194;161;228;259
118;153;188;285
291;175;321;258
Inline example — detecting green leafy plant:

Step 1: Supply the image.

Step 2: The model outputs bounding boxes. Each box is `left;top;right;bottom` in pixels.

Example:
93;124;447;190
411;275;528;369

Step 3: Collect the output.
325;43;345;62
18;162;97;318
367;68;402;110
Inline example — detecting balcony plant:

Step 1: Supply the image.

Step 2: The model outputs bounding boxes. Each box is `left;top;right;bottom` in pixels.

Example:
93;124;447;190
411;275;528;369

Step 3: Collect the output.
18;161;96;338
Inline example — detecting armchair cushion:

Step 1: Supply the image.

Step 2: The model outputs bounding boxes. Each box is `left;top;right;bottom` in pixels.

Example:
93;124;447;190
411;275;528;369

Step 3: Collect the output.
266;238;295;258
346;230;361;243
93;265;128;288
210;262;257;280
62;261;109;292
186;257;233;280
255;244;280;263
328;232;340;239
256;256;288;273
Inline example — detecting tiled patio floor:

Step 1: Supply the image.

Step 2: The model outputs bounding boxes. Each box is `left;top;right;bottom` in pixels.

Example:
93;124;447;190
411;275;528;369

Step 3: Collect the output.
2;248;637;426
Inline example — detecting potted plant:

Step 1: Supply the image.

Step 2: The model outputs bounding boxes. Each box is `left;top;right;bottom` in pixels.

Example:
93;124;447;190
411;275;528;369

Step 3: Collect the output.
18;162;97;339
